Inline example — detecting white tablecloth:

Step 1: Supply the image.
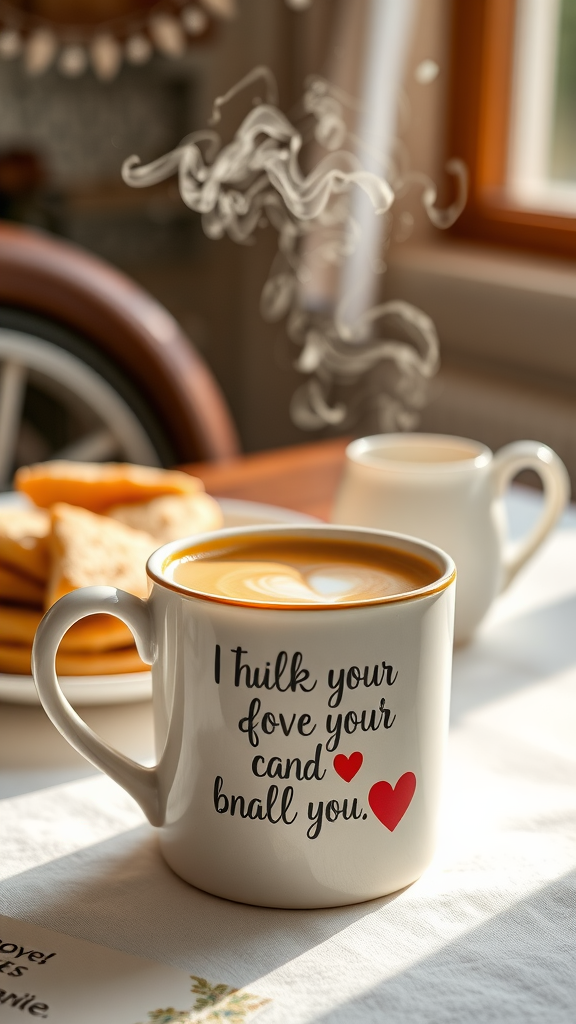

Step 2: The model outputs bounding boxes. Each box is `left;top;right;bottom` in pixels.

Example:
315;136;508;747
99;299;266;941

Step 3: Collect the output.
1;489;575;1023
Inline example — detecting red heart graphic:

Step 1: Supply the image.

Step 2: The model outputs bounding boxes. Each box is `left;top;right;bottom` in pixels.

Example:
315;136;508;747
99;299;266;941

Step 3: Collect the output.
368;773;416;830
333;751;363;782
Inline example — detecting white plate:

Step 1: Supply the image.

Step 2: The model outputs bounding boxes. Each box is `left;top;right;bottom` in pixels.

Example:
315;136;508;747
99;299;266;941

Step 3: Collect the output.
0;498;319;706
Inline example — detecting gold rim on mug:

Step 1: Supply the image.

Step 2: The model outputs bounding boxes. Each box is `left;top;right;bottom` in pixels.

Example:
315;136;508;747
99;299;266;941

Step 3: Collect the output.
147;524;456;611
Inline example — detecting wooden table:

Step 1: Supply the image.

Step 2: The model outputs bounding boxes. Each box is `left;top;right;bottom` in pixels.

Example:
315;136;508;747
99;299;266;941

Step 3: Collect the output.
185;437;350;521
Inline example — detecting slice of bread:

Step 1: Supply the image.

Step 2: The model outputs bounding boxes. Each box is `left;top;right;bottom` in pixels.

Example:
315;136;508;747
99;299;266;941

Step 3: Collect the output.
0;642;147;676
0;508;50;582
0;564;44;607
0;606;133;652
47;503;157;608
0;606;42;646
15;461;203;513
108;491;223;544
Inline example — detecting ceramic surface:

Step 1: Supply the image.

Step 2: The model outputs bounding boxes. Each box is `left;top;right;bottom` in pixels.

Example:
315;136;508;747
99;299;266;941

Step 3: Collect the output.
32;524;455;908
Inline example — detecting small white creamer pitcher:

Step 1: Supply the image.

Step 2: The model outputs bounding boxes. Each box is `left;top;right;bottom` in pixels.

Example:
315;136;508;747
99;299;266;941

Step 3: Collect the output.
331;434;570;644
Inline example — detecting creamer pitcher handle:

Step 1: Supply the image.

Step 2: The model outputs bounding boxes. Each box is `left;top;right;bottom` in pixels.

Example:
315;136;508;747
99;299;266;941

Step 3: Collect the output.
491;441;570;591
32;586;163;826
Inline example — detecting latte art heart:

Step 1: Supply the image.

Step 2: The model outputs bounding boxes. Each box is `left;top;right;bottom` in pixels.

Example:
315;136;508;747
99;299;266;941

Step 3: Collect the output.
244;567;367;603
244;570;330;602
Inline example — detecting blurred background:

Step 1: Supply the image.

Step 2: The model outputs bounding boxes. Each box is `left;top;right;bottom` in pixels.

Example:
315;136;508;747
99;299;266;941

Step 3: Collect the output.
1;0;575;486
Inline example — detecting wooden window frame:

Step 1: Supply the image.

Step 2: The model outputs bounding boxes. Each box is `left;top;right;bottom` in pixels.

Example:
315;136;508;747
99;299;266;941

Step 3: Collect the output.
447;0;576;258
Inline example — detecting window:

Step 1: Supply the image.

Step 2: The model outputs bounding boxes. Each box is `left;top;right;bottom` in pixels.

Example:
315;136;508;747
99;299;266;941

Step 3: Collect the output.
448;0;576;256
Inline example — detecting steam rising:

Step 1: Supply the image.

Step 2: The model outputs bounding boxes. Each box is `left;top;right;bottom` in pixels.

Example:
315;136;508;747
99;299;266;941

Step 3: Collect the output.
123;67;467;432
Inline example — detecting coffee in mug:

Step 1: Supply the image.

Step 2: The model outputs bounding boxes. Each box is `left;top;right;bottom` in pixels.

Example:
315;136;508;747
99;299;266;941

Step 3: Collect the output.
168;534;439;606
32;525;455;909
332;434;570;644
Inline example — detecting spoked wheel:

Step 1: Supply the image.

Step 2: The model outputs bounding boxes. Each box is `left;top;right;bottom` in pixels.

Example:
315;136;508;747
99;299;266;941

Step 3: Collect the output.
0;308;174;490
0;223;240;472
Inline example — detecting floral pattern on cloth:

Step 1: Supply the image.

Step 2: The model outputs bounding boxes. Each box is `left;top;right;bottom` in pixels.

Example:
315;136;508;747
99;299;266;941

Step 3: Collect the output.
136;975;271;1023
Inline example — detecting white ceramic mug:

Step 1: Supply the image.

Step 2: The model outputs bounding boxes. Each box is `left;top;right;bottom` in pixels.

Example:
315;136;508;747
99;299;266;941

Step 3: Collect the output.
332;434;570;645
32;524;455;910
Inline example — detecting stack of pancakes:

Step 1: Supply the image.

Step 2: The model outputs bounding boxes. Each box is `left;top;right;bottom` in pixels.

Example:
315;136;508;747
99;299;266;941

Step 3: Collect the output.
0;461;223;677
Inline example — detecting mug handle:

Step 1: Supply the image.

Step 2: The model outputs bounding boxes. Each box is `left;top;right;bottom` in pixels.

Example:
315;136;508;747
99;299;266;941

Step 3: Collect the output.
490;441;570;592
32;586;163;826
